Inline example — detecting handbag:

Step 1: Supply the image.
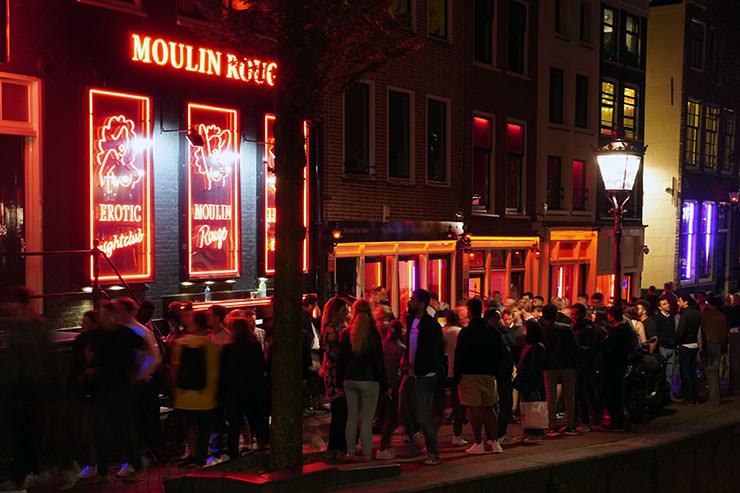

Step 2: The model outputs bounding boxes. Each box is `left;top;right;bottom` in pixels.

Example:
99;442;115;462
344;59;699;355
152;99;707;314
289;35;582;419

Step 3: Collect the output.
520;400;549;429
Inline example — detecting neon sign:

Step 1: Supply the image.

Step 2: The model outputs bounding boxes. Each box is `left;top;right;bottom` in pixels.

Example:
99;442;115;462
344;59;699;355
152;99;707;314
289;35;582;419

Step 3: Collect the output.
89;89;153;281
264;114;309;274
130;34;277;87
187;103;240;279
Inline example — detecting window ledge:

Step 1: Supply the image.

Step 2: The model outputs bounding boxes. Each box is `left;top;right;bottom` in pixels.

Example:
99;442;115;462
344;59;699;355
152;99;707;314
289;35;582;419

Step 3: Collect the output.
579;41;594;49
471;211;501;218
571;210;592;216
426;34;453;46
504;71;532;81
505;212;531;219
574;127;594;136
542;210;569;217
472;61;501;72
554;32;571;42
425;180;451;188
77;0;146;16
177;14;210;28
547;123;570;132
343;172;376;182
387;177;414;186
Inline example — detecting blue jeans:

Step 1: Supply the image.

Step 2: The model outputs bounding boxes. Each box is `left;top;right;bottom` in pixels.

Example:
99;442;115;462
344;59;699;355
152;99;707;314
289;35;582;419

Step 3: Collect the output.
400;374;439;457
659;347;675;385
344;380;380;456
678;346;699;404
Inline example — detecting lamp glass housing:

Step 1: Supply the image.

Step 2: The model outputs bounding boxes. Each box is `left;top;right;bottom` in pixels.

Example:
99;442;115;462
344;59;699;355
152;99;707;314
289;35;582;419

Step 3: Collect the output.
596;152;641;192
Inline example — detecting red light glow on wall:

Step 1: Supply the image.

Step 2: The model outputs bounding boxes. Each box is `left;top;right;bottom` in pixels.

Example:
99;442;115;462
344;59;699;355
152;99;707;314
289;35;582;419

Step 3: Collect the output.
263;114;309;274
130;34;277;87
187;103;240;279
89;89;153;281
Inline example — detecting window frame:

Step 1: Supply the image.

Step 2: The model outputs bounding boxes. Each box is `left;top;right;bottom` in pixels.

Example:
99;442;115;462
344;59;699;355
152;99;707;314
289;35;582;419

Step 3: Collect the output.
474;0;496;65
546;155;563;211
343;81;375;176
572;159;588;211
508;0;529;75
601;5;617;61
600;79;617;136
505;120;526;215
622;85;638;139
387;87;414;182
622;13;641;67
579;1;593;45
549;67;565;125
697;201;716;281
390;0;415;29
680;200;698;283
554;0;568;37
77;0;145;16
427;0;450;40
426;96;451;185
575;74;589;129
684;99;701;167
688;18;705;71
703;104;719;169
722;108;735;172
472;112;495;211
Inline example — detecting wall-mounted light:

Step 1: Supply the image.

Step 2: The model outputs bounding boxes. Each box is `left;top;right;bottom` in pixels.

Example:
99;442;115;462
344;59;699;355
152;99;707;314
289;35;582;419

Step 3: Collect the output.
529;243;541;260
641;245;650;255
181;281;194;286
729;191;739;204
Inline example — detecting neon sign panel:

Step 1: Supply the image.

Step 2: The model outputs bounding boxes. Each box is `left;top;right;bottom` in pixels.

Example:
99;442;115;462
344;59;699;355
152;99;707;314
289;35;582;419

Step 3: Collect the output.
187;103;240;279
130;34;277;87
89;89;153;281
264;114;309;274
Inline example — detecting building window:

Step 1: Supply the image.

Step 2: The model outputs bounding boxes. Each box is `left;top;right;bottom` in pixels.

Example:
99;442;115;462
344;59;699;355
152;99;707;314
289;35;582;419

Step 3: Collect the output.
555;0;567;36
707;29;717;78
506;122;524;212
0;0;7;63
580;2;592;44
680;201;697;281
685;100;700;166
623;14;641;66
697;201;716;280
600;80;616;135
546;156;562;210
427;99;447;182
428;0;448;39
390;0;412;27
623;86;637;139
722;109;735;171
575;74;588;128
549;68;564;124
703;105;719;169
428;256;451;305
472;115;492;209
508;1;527;74
688;19;705;70
474;0;495;64
344;83;371;174
601;6;617;61
572;159;587;210
388;90;410;179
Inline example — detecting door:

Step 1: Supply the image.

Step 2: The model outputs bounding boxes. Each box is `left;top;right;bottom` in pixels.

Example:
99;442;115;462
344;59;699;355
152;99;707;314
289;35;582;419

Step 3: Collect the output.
0;134;25;286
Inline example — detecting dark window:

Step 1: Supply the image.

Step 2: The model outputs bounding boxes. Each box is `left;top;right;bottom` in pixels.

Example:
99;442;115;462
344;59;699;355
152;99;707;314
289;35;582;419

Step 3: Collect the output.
508;1;527;74
685;100;700;166
546;156;562;210
555;0;566;35
388;91;410;179
601;7;617;61
428;0;448;39
472;115;492;209
549;68;564;124
572;159;586;210
475;0;495;63
623;86;638;139
390;0;413;27
722;109;735;171
623;14;641;66
703;105;719;169
708;29;717;78
688;19;704;70
575;74;588;128
344;83;370;174
580;1;591;43
506;123;524;211
600;80;616;135
427;99;447;182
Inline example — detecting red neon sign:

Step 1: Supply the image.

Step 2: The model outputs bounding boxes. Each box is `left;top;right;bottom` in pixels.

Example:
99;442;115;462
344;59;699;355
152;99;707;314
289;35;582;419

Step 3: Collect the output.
264;115;309;274
130;34;277;87
89;89;153;281
188;103;240;279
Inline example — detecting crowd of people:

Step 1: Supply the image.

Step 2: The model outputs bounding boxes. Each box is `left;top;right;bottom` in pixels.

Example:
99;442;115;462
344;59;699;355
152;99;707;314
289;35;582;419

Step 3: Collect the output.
0;281;738;490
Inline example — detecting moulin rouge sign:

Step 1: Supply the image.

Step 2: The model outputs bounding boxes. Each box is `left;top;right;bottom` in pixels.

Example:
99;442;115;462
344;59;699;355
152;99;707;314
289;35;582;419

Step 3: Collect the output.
130;34;277;87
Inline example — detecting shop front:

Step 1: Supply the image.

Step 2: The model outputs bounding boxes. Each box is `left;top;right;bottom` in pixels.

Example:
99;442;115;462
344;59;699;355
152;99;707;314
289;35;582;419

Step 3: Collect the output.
595;226;645;302
546;230;598;303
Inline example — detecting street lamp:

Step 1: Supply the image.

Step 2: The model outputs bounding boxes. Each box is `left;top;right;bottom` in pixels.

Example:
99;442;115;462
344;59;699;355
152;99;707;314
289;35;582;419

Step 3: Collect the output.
595;132;646;305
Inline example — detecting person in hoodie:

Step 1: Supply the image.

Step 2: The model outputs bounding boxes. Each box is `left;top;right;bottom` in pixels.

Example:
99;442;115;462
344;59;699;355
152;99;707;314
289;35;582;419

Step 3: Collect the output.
676;294;702;405
571;303;602;431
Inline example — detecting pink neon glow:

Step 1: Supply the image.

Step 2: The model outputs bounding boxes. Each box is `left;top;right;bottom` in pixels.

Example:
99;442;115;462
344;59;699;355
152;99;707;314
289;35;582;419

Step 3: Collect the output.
682;202;696;280
438;260;443;302
704;202;714;271
557;266;564;298
409;260;416;293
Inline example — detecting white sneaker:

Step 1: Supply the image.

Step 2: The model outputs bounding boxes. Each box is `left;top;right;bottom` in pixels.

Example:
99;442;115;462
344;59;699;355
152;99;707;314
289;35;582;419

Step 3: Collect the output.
451;435;469;447
465;442;487;455
203;454;231;468
376;448;396;459
492;440;504;454
78;465;97;480
115;463;137;478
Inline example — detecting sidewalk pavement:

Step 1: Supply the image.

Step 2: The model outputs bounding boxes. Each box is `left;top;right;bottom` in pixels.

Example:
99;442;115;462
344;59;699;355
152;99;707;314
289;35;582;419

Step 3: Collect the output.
15;395;740;493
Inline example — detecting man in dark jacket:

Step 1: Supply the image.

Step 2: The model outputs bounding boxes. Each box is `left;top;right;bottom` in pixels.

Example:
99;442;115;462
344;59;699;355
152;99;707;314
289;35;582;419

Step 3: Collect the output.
601;304;634;430
485;308;517;445
655;297;678;398
676;294;701;404
456;299;506;454
301;296;323;413
572;303;601;431
400;289;445;465
541;304;579;436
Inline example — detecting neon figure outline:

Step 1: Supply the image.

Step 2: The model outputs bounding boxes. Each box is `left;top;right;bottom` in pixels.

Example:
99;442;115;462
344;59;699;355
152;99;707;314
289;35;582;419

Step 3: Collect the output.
191;123;233;190
96;115;144;192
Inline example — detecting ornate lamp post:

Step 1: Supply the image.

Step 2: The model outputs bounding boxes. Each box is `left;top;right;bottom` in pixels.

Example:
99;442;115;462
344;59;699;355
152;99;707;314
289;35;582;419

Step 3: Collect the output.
595;132;646;305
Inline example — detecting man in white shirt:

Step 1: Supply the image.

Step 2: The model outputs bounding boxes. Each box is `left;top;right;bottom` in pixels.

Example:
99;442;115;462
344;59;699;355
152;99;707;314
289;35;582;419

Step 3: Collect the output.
207;304;231;345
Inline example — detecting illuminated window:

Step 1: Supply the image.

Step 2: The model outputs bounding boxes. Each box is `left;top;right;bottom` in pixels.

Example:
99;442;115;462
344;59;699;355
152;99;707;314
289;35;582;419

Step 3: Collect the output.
680;201;697;281
685;100;700;166
722;109;735;171
623;14;641;66
506;122;524;212
388;90;410;179
428;0;448;39
472;115;492;209
688;19;705;70
475;0;495;64
345;83;371;174
549;67;564;124
364;257;386;297
428;255;450;305
600;81;616;135
390;0;412;27
508;1;527;74
1;82;29;122
572;159;587;210
575;74;588;128
398;256;420;310
601;6;617;61
0;0;7;63
427;98;447;182
623;86;637;138
703;105;719;168
579;1;592;43
697;201;716;279
546;156;562;210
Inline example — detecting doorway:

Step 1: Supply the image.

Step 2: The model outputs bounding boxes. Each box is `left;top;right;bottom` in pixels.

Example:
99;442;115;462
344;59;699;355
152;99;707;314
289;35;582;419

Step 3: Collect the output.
0;134;25;286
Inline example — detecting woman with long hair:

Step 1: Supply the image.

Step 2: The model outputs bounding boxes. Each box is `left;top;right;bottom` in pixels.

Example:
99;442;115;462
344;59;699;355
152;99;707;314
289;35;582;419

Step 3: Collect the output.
337;300;388;459
320;297;350;455
625;304;647;346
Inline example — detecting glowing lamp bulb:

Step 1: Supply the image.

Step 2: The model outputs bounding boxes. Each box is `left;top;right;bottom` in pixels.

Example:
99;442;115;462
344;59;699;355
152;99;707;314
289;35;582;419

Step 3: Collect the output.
730;192;739;203
332;230;342;240
468;251;476;260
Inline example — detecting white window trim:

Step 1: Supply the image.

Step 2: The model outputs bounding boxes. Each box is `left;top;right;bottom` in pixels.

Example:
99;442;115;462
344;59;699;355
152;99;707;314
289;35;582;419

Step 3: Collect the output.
688;18;706;72
386;86;415;184
342;80;375;177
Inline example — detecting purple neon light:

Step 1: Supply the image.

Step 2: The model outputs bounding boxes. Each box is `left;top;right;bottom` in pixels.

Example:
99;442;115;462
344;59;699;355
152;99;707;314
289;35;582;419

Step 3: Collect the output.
682;202;696;280
703;202;715;276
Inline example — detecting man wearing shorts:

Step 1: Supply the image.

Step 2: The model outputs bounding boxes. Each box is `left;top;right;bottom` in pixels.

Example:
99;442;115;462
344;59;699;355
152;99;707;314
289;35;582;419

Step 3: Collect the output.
454;298;506;455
